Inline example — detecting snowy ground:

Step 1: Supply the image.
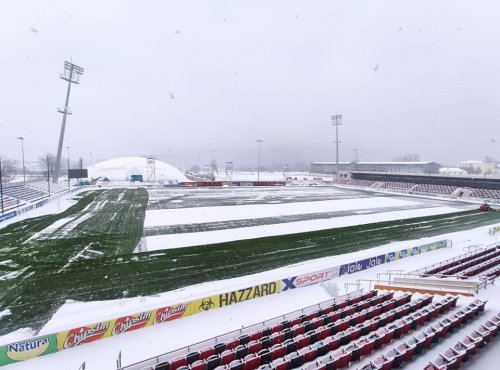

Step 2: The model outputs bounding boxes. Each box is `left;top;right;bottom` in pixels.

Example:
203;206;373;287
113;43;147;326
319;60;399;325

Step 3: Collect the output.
4;223;500;370
141;187;469;251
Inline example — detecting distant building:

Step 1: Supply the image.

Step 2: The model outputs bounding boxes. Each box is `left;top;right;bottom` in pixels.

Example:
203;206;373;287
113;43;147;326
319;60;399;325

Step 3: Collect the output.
310;161;441;175
439;167;468;176
458;160;497;174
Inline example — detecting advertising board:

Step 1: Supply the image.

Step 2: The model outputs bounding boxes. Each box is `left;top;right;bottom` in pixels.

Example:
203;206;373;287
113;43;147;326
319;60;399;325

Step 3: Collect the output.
281;268;339;291
0;211;17;223
0;335;58;366
339;254;386;276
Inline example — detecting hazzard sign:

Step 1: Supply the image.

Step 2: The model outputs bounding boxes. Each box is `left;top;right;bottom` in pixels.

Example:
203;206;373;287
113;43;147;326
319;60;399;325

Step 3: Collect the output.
189;281;281;314
0;334;58;366
218;281;280;306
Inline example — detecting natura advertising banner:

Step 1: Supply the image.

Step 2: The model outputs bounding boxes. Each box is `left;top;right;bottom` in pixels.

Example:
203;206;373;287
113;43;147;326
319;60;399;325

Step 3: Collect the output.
0;334;58;366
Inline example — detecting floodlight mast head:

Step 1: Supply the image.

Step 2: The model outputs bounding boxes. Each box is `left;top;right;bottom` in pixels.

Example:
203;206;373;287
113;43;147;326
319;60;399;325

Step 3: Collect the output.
60;61;84;84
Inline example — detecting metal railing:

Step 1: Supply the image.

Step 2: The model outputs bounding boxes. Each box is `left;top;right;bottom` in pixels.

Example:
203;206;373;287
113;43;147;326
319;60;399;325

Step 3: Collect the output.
117;290;364;370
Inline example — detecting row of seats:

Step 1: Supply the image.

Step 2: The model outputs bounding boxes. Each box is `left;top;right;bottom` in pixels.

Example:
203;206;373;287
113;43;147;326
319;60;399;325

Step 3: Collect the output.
438;248;500;277
412;184;457;195
424;312;499;370
483;264;500;279
2;184;46;201
153;292;394;370
344;180;377;188
468;188;500;200
381;182;415;190
458;254;500;278
357;298;485;370
0;195;19;210
338;178;499;200
423;247;497;276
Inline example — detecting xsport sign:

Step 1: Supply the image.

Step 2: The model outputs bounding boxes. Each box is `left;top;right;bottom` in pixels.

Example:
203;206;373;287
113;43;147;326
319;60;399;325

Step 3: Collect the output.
281;268;340;291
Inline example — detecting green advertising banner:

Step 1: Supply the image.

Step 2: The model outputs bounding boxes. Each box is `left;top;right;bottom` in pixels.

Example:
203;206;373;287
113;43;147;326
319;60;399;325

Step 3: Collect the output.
0;334;58;366
419;240;447;253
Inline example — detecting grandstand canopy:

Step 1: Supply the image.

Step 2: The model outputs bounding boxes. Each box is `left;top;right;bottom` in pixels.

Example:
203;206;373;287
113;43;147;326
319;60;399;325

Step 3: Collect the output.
87;157;188;183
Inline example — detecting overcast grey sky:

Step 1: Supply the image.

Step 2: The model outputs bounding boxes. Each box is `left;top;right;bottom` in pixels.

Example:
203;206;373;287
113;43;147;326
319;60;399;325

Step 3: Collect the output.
0;0;499;170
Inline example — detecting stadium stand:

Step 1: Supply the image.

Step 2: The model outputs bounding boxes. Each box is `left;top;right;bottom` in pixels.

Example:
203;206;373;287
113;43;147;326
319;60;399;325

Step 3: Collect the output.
468;188;500;199
0;194;19;210
412;184;458;196
418;246;500;278
334;172;500;199
0;181;67;209
118;291;488;370
2;184;46;202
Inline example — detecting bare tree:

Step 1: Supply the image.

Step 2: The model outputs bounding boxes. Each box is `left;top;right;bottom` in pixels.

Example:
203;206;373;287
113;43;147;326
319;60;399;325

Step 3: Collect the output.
0;157;18;183
38;153;61;177
392;153;421;162
484;156;498;165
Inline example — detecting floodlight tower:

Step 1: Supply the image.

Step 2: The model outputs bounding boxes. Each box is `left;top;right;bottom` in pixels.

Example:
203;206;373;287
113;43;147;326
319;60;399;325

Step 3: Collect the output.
53;61;84;183
331;115;342;176
256;139;263;181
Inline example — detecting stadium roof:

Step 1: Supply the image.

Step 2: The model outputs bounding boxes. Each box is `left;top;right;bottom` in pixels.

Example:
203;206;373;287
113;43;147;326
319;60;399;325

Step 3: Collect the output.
312;161;437;165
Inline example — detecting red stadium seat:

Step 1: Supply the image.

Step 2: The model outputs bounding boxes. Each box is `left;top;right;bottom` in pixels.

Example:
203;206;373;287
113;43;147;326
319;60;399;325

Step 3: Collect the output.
200;348;216;361
298;346;317;363
190;360;206;370
247;340;261;354
270;344;286;360
221;350;235;365
171;357;188;370
242;354;260;370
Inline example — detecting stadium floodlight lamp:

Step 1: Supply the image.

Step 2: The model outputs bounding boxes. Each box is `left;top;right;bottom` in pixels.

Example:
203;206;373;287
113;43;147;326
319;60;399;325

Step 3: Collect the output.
60;61;84;84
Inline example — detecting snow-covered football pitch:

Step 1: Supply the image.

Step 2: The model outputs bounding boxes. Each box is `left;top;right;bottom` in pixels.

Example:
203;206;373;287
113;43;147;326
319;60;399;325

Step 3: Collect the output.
0;185;498;346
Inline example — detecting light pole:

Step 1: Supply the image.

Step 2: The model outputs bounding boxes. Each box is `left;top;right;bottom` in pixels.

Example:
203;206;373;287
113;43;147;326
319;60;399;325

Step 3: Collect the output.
17;137;26;185
67;146;70;189
331;115;342;176
256;139;263;181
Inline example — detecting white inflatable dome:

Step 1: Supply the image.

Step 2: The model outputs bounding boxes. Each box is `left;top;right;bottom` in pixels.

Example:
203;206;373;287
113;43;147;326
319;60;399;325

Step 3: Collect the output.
87;157;188;183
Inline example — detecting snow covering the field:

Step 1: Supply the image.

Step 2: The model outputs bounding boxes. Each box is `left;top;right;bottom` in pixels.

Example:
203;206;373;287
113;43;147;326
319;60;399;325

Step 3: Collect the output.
141;202;461;251
3;223;500;370
145;197;420;227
